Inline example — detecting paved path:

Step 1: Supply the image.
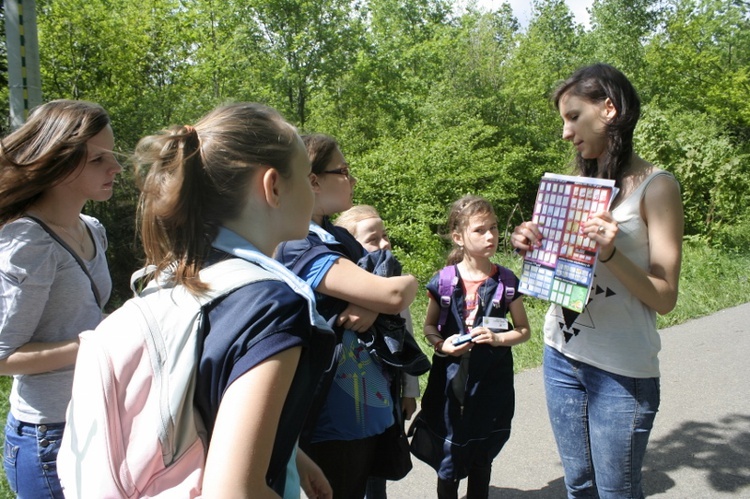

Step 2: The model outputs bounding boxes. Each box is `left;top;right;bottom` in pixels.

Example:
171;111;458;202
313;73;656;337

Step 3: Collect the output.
385;302;750;498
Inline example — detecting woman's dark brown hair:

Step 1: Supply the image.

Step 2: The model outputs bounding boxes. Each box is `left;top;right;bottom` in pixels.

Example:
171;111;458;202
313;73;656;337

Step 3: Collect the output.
553;63;641;188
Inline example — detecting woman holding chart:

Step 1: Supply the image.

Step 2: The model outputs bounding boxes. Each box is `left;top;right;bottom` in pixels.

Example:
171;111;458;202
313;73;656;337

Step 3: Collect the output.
511;63;684;499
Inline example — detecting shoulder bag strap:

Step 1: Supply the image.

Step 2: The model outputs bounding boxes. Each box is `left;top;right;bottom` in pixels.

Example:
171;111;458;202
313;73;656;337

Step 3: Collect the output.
25;215;103;309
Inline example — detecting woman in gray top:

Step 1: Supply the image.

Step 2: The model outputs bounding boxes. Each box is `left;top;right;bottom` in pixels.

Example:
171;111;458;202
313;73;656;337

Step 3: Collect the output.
0;100;121;498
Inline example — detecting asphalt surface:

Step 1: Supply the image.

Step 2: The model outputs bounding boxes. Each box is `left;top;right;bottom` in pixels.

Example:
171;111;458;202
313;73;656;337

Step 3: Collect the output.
384;302;750;498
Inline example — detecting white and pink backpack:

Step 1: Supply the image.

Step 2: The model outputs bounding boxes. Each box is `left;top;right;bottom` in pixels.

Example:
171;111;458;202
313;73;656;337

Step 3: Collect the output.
58;259;279;498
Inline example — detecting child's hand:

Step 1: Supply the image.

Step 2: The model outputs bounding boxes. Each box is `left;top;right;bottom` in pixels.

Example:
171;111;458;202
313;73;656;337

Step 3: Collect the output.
336;304;378;332
297;448;332;499
442;334;474;356
402;397;417;420
470;327;502;347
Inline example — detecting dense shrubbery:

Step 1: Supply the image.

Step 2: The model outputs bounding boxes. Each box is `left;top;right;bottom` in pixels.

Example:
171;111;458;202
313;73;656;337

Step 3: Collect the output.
4;0;747;302
636;105;750;238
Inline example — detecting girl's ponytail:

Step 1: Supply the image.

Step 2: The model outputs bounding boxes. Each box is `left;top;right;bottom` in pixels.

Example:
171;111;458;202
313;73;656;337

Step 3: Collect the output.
134;103;299;293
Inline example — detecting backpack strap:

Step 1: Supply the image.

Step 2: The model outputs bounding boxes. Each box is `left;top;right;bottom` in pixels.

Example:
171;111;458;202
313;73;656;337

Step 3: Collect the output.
490;265;516;313
197;258;280;305
437;265;458;332
136;258;281;463
132;259;279;304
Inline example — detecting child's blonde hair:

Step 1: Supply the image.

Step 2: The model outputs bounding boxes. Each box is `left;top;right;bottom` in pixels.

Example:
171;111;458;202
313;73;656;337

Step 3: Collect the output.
334;205;381;235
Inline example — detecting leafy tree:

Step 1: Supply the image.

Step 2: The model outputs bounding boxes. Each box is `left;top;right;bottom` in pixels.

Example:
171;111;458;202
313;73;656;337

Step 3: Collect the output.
181;0;268;104
0;3;9;133
501;0;583;150
305;0;453;150
642;0;750;142
37;0;199;144
583;0;661;80
6;0;748;298
636;104;750;237
352;90;552;281
247;0;363;128
440;7;520;129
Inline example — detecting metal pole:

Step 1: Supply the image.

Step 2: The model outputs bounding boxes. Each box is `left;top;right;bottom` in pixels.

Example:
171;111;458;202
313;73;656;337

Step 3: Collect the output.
5;0;42;128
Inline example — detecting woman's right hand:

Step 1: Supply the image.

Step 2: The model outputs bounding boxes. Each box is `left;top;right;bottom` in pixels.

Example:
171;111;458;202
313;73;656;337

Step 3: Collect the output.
510;221;543;256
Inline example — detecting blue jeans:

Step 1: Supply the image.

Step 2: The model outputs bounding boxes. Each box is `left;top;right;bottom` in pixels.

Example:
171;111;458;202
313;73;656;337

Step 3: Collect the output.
3;413;65;499
543;346;659;499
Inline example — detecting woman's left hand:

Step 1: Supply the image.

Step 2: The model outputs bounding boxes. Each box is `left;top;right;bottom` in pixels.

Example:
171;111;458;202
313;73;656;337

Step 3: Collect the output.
583;211;618;259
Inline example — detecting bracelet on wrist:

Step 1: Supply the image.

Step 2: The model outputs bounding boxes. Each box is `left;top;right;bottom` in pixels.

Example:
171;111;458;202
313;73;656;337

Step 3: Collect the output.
433;340;447;357
599;246;617;263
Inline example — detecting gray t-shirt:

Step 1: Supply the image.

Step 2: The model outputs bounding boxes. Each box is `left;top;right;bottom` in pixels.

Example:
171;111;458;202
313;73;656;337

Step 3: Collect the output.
0;215;112;423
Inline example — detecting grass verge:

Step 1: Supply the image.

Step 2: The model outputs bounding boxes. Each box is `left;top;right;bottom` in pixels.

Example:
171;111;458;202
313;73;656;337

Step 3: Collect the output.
407;239;750;386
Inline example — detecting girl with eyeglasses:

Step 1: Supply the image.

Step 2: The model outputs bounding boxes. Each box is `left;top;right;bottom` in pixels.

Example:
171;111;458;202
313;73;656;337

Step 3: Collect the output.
276;134;419;499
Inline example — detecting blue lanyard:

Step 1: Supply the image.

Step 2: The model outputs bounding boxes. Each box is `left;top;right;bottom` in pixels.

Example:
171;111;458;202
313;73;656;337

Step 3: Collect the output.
211;226;329;330
308;221;340;245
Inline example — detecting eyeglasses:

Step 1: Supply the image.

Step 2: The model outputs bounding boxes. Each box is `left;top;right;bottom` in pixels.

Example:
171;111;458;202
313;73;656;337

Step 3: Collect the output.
322;167;352;179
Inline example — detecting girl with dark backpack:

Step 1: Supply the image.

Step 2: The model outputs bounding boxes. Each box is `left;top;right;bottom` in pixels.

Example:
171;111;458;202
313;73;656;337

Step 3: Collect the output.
275;134;419;499
410;195;531;499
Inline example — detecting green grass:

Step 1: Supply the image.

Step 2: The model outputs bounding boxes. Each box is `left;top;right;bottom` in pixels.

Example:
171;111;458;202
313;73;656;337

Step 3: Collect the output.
407;240;750;391
1;240;748;495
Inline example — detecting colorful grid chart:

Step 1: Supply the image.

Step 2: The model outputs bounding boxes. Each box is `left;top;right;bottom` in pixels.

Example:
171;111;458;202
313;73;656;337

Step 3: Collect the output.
518;173;617;313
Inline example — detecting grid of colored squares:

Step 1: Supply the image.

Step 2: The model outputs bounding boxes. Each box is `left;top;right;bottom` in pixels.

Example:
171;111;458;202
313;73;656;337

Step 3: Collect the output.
530;179;613;266
519;262;554;299
556;260;591;286
549;278;589;313
519;262;590;313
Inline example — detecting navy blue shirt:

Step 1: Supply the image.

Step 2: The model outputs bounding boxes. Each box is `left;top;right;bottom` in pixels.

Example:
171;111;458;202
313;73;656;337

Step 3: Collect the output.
194;269;334;494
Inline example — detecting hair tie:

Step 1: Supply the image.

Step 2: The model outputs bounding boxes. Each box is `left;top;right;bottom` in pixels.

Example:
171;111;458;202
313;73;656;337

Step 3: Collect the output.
181;125;201;153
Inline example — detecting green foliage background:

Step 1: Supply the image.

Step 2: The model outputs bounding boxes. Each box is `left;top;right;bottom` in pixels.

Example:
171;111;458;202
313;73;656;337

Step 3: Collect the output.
0;0;746;372
12;0;748;303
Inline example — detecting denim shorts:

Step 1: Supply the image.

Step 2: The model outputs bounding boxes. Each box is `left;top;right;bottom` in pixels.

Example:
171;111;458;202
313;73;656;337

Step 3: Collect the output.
3;412;65;498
